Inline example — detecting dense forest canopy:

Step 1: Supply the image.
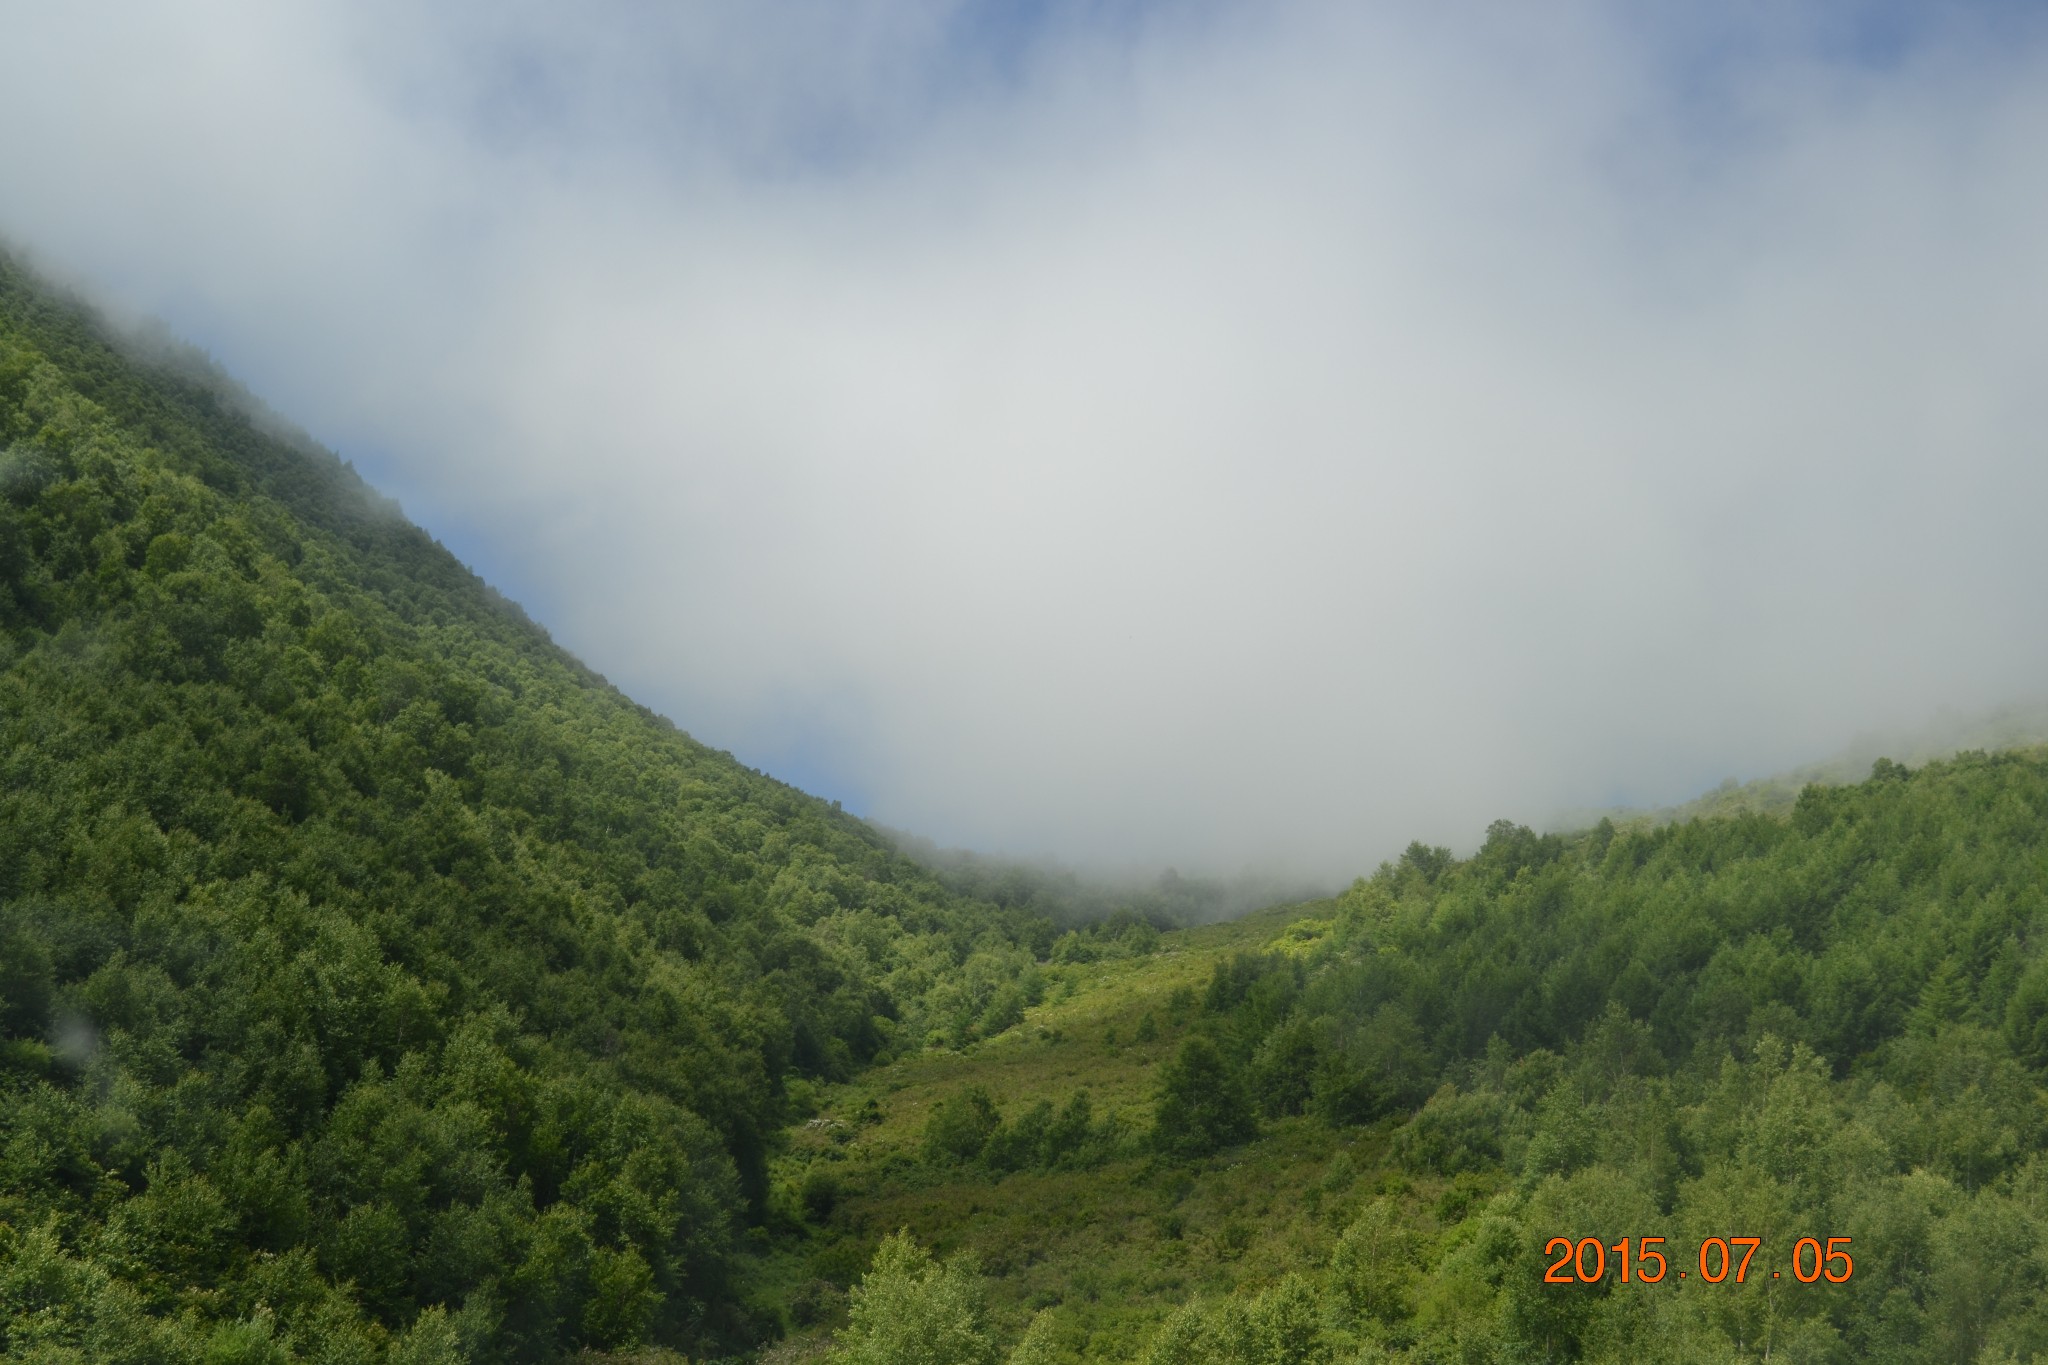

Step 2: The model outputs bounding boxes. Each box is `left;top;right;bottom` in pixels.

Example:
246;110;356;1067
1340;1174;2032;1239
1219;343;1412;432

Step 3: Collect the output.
0;248;1065;1361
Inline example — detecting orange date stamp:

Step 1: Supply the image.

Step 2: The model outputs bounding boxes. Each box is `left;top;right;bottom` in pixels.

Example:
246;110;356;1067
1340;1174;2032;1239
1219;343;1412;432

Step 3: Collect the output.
1544;1236;1854;1285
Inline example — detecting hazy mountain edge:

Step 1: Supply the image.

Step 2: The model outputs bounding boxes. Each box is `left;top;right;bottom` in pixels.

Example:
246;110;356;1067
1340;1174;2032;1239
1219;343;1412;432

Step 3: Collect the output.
876;826;1336;930
1550;700;2048;834
0;246;583;675
0;244;900;824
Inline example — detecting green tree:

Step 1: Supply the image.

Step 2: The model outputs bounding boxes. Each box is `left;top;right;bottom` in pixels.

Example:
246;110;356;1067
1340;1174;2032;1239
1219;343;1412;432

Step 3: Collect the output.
1329;1198;1416;1327
832;1232;999;1365
1140;1300;1213;1365
1152;1037;1255;1159
1006;1310;1061;1365
924;1088;1002;1165
1246;1274;1330;1365
1250;1016;1320;1117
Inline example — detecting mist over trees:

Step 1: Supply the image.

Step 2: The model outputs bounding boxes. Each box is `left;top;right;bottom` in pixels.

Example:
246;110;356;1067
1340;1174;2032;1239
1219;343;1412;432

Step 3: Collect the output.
0;249;1065;1360
13;240;2048;1364
879;831;1332;930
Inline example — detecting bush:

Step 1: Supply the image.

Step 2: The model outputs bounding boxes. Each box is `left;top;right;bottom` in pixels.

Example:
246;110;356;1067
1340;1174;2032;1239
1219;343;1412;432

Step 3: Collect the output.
924;1088;1001;1165
789;1277;846;1328
983;1100;1054;1173
1391;1084;1506;1174
800;1168;841;1222
1042;1090;1095;1167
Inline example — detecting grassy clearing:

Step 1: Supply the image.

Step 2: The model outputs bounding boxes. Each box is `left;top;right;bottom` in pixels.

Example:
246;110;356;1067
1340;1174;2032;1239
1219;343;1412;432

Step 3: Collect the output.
755;899;1487;1361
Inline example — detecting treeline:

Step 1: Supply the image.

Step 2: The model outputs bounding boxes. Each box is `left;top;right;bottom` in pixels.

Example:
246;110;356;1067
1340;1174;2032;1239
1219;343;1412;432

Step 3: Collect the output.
1103;750;2048;1361
0;250;1064;1361
1177;754;2048;1149
921;1086;1129;1176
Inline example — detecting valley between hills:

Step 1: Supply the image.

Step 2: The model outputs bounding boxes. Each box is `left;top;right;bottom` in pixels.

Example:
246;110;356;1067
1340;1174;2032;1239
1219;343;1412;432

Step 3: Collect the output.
8;246;2048;1364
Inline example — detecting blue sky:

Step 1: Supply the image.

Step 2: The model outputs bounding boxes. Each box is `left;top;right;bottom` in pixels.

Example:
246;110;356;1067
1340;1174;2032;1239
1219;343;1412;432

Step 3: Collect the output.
7;2;2048;877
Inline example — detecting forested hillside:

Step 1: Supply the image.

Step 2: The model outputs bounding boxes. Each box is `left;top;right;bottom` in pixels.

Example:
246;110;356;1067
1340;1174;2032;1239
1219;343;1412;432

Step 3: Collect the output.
787;751;2048;1364
0;249;1061;1362
12;242;2048;1365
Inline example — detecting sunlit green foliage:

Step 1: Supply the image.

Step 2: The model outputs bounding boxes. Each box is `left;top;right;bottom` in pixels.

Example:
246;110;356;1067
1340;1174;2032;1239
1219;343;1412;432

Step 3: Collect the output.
1106;760;2048;1360
819;751;2048;1362
828;1231;1001;1365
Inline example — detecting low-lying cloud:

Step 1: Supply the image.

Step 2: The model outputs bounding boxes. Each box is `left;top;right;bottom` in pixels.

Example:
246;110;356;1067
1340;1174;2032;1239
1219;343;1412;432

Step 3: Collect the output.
7;2;2048;881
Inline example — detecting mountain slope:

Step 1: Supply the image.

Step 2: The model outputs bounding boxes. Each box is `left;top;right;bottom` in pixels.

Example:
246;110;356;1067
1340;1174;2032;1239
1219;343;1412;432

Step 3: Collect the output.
782;752;2048;1363
16;243;2048;1365
0;248;1055;1362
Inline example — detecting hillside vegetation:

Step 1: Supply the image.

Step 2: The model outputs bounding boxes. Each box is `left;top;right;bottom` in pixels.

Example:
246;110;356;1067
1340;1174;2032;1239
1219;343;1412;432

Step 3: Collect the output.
0;250;1064;1362
11;246;2048;1365
1559;699;2048;832
785;753;2048;1364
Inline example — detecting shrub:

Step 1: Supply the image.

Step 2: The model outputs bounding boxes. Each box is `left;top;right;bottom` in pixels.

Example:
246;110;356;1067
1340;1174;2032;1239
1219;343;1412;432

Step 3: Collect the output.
983;1100;1054;1173
1391;1084;1506;1174
800;1168;841;1222
924;1088;1001;1165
